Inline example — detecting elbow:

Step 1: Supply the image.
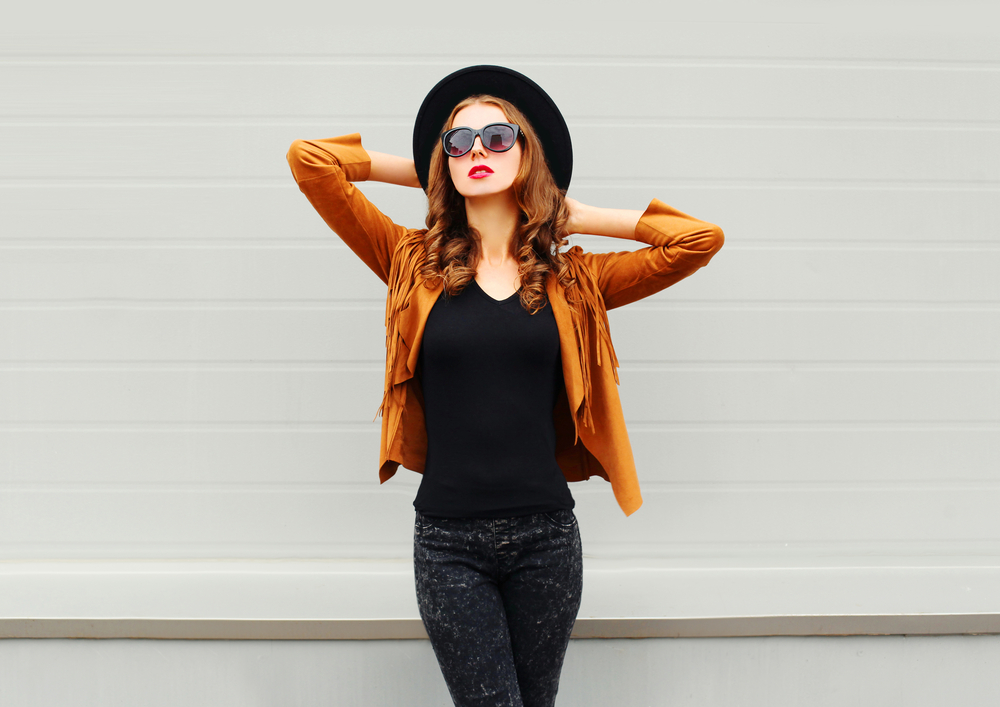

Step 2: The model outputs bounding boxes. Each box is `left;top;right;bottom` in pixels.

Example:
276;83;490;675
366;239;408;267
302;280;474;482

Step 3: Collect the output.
707;223;725;255
691;222;724;265
286;139;339;183
286;140;307;179
286;139;318;172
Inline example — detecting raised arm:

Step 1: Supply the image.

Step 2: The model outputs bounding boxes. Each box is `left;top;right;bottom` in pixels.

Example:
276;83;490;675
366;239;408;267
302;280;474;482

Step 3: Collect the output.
566;196;724;310
285;134;418;284
565;197;643;241
366;150;421;189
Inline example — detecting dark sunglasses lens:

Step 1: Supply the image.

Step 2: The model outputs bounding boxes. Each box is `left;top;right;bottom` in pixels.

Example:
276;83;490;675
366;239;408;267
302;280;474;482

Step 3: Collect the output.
444;129;474;156
484;125;515;151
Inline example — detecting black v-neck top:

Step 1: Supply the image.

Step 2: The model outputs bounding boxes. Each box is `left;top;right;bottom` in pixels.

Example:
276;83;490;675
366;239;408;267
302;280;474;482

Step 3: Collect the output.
413;279;575;518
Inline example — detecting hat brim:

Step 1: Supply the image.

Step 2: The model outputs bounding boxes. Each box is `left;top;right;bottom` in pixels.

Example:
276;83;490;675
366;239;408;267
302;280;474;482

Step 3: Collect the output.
412;65;573;192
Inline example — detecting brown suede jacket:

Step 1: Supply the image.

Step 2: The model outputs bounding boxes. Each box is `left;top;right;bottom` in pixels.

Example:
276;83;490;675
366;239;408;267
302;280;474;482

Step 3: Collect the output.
286;133;724;516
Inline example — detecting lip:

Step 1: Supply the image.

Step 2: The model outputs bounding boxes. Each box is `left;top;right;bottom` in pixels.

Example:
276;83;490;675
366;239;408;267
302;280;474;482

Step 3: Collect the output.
468;165;494;179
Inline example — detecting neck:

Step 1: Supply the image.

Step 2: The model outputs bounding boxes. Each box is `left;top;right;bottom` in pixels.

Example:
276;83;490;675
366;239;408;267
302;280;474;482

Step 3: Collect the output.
465;191;520;265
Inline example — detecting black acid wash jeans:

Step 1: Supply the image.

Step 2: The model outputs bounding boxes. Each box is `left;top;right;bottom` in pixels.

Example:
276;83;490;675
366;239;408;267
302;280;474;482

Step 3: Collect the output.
413;509;584;707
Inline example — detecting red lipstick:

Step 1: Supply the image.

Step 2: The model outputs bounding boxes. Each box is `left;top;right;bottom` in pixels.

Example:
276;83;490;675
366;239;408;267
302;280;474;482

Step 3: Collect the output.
468;165;493;179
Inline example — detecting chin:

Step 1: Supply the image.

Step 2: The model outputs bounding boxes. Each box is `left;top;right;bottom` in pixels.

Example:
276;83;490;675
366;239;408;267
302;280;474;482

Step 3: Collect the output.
455;180;516;199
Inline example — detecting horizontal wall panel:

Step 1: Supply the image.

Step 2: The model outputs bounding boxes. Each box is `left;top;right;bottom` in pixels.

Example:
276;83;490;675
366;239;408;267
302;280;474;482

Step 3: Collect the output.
7;561;1000;643
630;427;1000;484
0;184;430;246
0;368;996;424
0;307;390;363
3;125;998;185
1;308;998;364
2;186;997;247
0;429;395;486
1;427;997;486
2;247;998;304
2;486;998;559
0;369;384;424
617;367;1000;424
4;1;998;60
4;561;1000;624
610;308;1000;363
6;63;999;123
0;246;392;302
574;124;1000;185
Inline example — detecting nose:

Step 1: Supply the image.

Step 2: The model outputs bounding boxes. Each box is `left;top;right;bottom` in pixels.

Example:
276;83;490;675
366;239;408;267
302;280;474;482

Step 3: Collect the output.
469;134;487;156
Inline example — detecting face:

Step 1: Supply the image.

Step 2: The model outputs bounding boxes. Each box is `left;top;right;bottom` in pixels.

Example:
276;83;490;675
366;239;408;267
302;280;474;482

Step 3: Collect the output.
446;103;523;199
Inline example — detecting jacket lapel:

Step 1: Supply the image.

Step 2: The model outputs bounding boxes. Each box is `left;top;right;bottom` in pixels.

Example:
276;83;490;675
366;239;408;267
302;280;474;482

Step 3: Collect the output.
397;278;443;384
391;274;584;435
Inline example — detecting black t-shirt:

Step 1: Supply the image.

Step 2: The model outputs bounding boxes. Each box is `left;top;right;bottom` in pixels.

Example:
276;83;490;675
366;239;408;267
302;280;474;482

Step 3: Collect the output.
413;279;575;518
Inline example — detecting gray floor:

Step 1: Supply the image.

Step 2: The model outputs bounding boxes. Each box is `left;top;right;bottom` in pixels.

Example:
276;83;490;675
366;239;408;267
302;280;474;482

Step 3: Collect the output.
2;635;998;706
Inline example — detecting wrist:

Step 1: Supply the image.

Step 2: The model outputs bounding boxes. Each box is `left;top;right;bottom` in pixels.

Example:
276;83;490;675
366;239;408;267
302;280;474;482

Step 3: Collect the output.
578;204;642;240
565;197;591;236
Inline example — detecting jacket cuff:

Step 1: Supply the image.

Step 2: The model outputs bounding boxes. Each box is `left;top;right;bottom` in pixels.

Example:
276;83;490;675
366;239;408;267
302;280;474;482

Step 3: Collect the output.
633;198;675;245
329;133;372;182
634;197;724;257
288;133;372;183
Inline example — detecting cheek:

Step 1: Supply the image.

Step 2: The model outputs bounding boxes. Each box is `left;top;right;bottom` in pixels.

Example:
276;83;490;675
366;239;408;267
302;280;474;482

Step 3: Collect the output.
447;158;461;184
508;146;524;175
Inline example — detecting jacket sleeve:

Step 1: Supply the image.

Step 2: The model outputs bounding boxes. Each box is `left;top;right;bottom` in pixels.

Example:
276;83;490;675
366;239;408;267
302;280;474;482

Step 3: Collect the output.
576;198;724;310
286;133;410;285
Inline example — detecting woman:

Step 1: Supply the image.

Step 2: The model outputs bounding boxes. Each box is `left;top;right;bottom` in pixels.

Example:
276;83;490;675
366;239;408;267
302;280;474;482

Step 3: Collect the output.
287;66;723;707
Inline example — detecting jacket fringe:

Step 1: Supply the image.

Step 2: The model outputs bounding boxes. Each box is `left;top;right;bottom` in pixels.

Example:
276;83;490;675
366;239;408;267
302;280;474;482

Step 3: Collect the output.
563;249;620;433
375;230;428;421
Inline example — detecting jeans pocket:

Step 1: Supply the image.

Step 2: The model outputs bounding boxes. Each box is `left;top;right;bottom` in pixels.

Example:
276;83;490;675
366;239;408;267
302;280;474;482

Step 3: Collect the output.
541;509;578;529
415;511;438;531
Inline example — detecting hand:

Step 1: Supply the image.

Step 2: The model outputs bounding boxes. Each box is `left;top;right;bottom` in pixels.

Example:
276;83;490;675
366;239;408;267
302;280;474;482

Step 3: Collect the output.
562;196;642;240
563;196;587;236
367;150;421;188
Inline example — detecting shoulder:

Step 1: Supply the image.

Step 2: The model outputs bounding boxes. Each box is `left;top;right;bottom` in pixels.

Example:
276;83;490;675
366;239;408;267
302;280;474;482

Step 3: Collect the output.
561;244;599;278
387;229;431;283
561;244;586;268
393;228;429;256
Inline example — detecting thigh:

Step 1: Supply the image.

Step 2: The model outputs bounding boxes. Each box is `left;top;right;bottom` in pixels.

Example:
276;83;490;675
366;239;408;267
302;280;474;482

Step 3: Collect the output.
499;510;584;707
413;512;524;707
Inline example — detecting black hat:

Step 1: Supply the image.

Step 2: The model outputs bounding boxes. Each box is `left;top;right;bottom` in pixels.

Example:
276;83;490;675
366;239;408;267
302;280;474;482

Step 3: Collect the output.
412;65;573;192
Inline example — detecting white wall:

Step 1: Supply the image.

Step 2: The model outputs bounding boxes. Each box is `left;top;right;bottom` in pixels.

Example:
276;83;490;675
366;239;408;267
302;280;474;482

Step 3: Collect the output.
2;0;999;688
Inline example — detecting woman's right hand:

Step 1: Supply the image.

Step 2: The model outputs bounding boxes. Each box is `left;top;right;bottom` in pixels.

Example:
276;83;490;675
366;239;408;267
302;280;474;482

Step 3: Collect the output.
367;150;421;188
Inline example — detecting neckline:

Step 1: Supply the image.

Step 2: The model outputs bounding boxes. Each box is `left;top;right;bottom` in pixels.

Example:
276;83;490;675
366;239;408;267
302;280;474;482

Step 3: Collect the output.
472;278;519;304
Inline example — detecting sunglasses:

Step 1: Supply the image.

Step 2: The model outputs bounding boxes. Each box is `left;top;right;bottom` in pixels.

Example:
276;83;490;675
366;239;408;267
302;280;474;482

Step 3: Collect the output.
441;123;521;158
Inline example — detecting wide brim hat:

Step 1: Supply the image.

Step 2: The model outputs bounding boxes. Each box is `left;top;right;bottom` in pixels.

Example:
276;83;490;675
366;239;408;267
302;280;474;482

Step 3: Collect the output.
412;65;573;193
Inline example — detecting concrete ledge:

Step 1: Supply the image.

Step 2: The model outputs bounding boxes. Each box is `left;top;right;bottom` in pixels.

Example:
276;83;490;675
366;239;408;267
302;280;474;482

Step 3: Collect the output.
4;559;1000;639
5;614;1000;640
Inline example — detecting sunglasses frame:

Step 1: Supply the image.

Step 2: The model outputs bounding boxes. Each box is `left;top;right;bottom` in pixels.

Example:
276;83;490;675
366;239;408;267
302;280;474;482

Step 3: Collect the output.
440;122;522;158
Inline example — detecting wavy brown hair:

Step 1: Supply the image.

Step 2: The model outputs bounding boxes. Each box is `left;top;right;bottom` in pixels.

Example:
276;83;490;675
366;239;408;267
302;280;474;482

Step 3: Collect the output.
419;95;575;313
